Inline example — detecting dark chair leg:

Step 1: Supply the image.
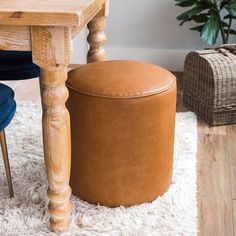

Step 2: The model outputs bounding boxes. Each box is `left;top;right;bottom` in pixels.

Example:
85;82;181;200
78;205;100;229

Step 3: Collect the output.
0;130;14;198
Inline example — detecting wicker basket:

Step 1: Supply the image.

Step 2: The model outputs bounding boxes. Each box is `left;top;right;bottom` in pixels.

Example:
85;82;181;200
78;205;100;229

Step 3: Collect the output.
183;45;236;126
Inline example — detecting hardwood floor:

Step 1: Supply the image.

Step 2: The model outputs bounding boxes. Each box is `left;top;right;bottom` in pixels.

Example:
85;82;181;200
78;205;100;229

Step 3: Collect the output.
2;73;236;236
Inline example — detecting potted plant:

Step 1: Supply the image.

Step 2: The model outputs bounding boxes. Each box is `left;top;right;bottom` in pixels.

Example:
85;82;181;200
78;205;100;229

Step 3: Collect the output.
175;0;236;45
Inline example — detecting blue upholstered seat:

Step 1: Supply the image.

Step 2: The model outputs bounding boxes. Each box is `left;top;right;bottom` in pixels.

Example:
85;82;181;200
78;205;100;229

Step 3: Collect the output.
0;83;16;131
0;51;40;80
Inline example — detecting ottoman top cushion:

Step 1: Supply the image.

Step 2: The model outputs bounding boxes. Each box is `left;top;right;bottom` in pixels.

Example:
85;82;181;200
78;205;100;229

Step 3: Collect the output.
67;60;176;98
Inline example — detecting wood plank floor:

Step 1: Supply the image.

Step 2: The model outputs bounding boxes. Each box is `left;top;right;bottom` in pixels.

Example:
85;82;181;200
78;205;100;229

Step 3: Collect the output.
2;73;236;236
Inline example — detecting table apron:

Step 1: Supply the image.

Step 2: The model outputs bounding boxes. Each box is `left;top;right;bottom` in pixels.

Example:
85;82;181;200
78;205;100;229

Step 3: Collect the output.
0;25;31;51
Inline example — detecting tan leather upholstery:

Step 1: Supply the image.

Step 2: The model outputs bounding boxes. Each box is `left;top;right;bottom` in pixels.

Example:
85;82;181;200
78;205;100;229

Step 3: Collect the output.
66;60;176;207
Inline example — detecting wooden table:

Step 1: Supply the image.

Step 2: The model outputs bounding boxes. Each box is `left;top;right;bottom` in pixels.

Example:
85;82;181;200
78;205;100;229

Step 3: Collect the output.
0;0;109;232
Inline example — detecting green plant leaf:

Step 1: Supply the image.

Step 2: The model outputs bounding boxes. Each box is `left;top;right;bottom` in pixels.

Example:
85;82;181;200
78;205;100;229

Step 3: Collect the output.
192;13;209;23
177;5;209;22
226;1;236;17
190;25;204;32
175;0;196;7
200;13;220;45
198;0;215;8
224;14;230;19
175;0;235;44
222;21;229;27
220;0;230;9
228;29;236;35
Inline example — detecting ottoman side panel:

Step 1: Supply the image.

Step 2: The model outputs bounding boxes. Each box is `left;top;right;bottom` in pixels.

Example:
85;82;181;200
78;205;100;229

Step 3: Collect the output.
67;83;176;207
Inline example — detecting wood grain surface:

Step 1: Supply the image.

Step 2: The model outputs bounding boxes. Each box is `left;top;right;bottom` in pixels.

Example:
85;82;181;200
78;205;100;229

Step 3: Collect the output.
176;72;236;236
31;26;73;232
0;26;31;51
0;0;106;26
87;1;108;63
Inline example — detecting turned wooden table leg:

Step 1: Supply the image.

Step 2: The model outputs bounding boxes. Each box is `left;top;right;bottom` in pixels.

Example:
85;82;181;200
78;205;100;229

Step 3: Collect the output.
87;0;109;63
40;67;72;232
31;26;72;232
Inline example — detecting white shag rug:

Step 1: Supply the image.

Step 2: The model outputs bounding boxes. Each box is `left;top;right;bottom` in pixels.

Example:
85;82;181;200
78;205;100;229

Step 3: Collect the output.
0;103;198;236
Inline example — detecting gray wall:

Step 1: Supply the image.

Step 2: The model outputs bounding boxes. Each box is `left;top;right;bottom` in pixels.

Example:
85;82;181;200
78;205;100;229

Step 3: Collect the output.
72;0;236;71
72;27;88;65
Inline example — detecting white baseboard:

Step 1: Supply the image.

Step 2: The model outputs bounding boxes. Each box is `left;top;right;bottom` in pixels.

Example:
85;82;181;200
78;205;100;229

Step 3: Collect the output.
106;46;190;71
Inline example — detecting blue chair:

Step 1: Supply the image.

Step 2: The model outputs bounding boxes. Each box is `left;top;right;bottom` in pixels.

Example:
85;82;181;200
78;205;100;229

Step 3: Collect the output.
0;83;16;198
0;51;40;80
0;51;39;198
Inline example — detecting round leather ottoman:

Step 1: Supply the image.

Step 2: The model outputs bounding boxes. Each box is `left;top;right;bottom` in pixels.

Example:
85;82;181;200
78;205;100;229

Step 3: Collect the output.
66;60;176;207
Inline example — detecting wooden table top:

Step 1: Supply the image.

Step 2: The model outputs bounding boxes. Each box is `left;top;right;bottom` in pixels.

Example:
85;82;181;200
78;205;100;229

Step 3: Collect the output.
0;0;105;26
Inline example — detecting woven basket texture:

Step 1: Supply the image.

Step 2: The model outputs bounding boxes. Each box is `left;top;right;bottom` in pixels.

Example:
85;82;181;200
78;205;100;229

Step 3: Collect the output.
183;45;236;126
